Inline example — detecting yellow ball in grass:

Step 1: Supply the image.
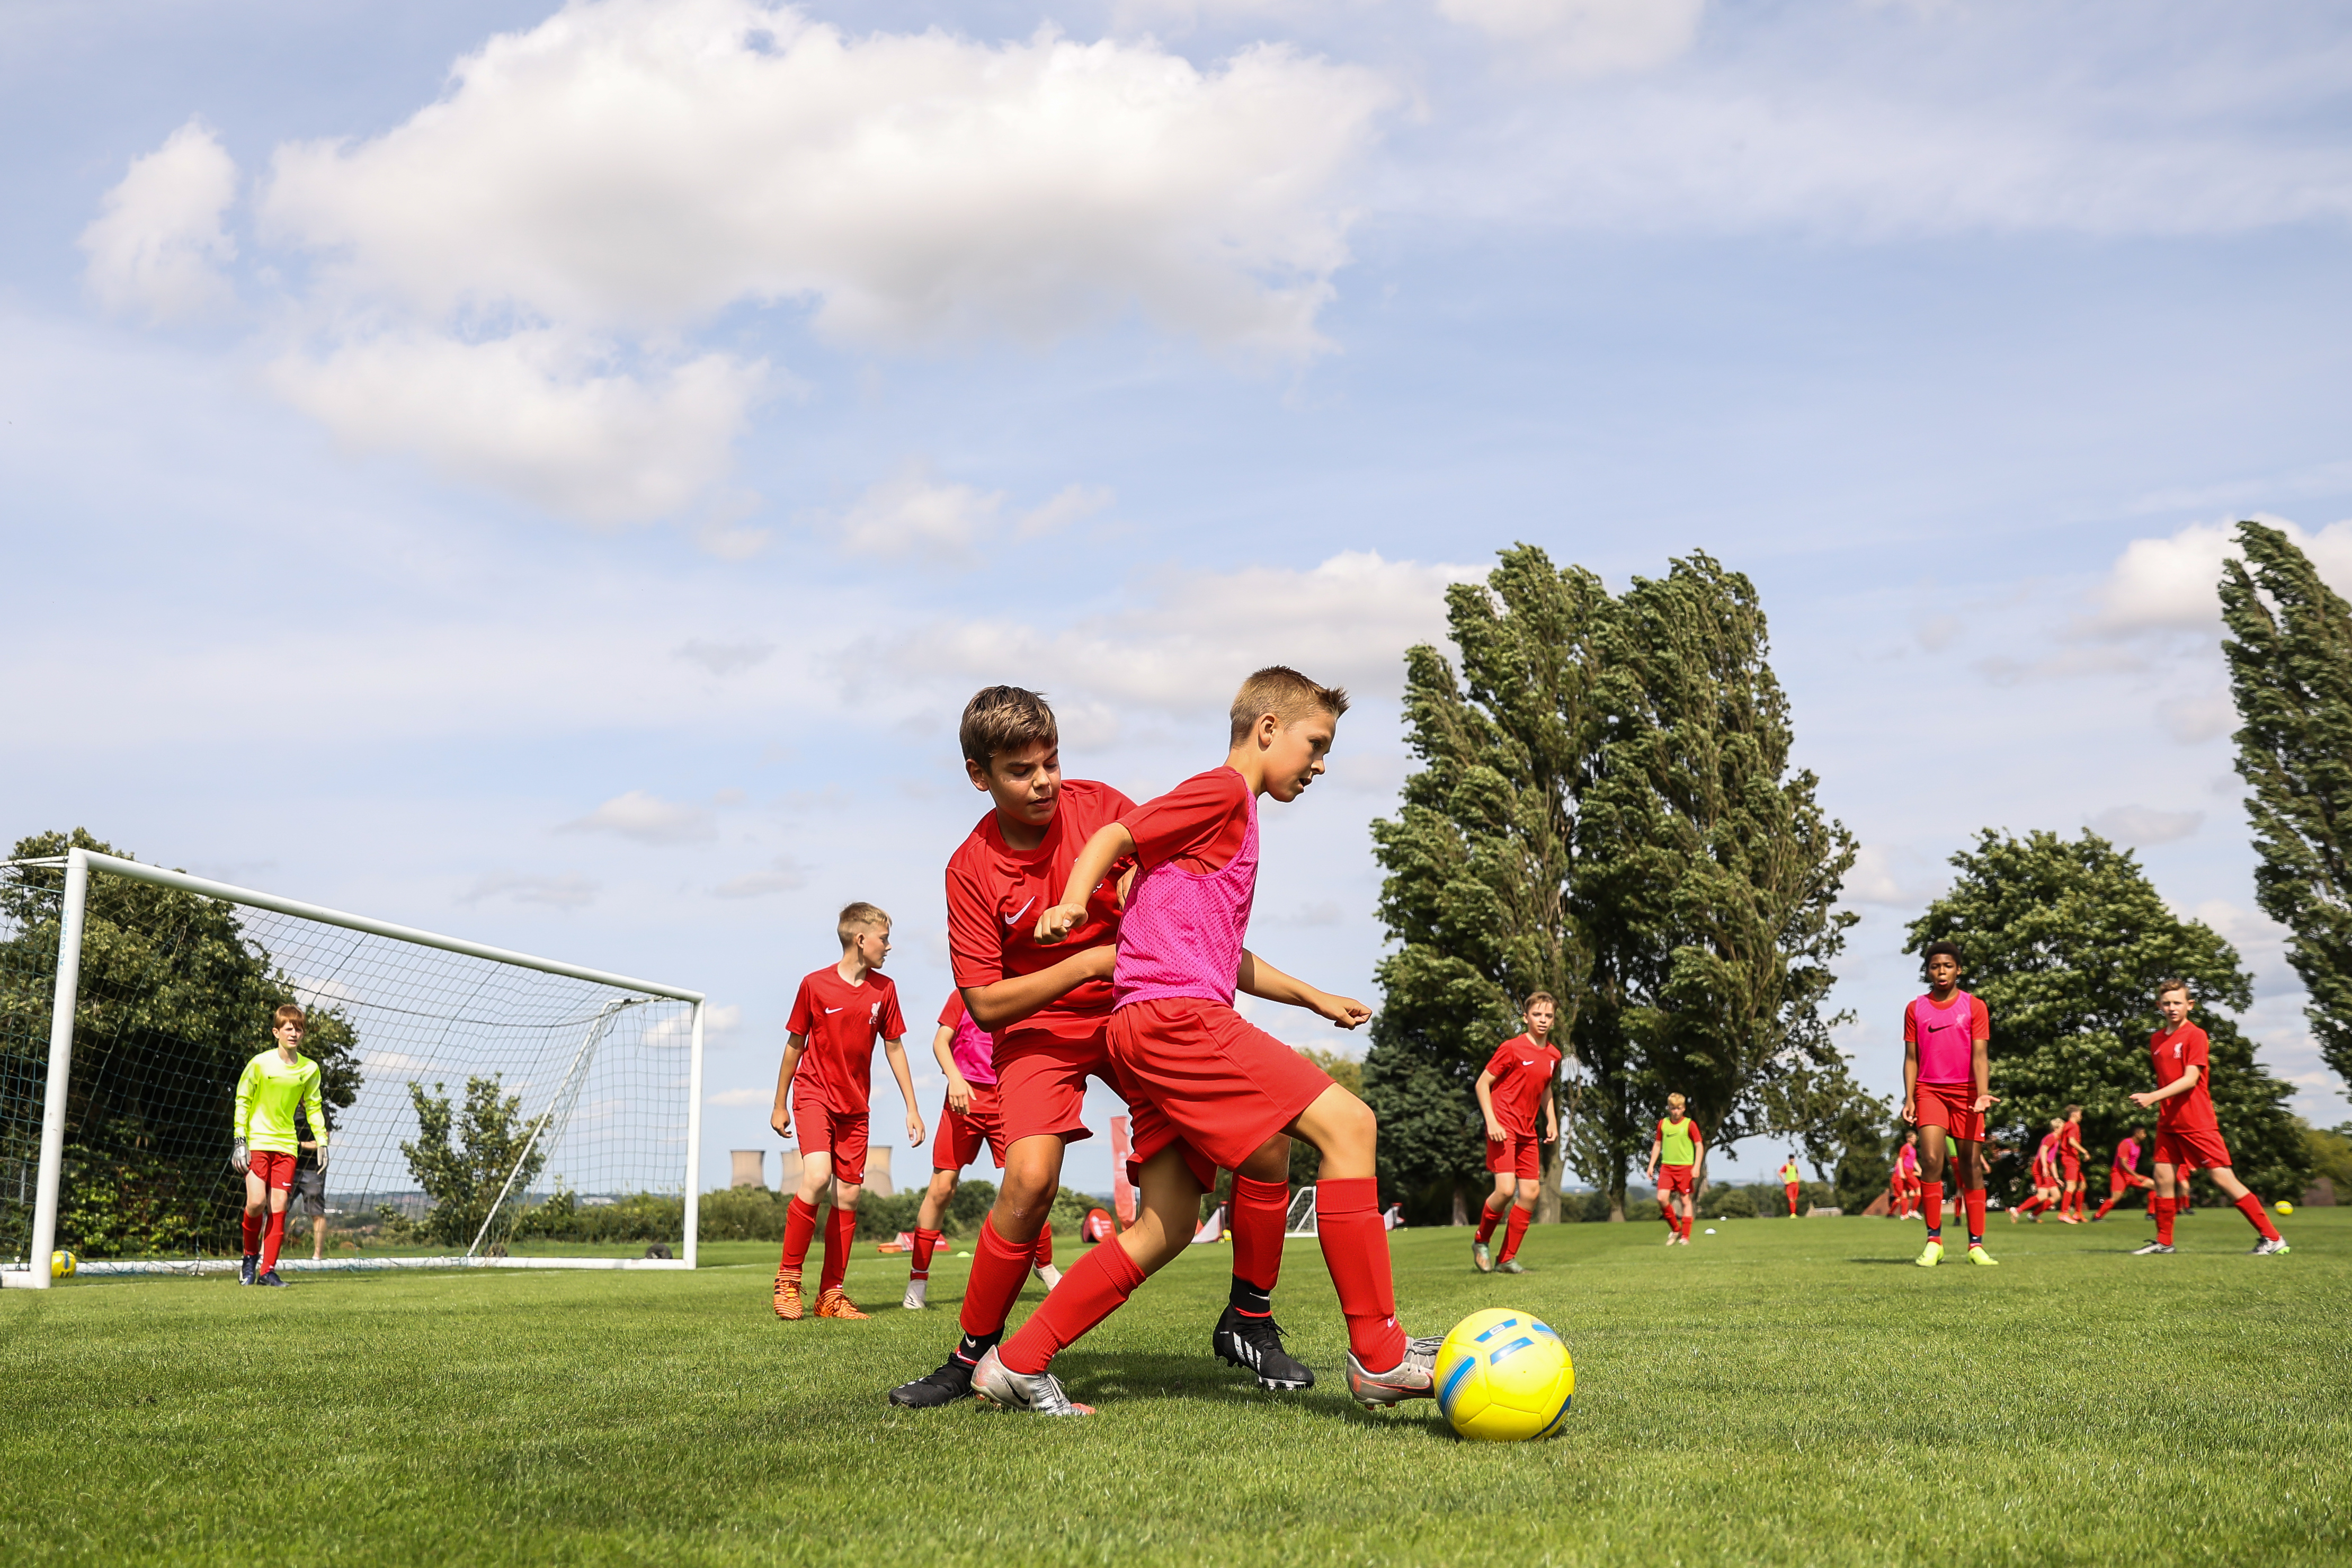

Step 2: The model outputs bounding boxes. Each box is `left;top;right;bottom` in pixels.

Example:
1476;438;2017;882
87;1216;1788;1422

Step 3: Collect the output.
2274;1200;2293;1217
1435;1308;1575;1442
50;1249;77;1279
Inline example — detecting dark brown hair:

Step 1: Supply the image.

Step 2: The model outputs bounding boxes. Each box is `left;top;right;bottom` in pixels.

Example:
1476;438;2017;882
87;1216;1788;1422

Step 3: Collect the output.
959;685;1058;772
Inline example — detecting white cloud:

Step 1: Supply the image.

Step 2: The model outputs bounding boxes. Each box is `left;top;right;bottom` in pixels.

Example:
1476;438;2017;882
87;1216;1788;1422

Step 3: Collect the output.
2087;805;2203;846
267;331;764;527
461;871;601;908
1845;842;1939;907
1017;483;1116;540
859;548;1486;715
714;857;811;898
2161;693;2235;746
1436;0;1703;76
79;118;239;323
834;466;1005;563
560;789;718;844
678;638;776;676
705;1086;768;1107
2084;515;2352;638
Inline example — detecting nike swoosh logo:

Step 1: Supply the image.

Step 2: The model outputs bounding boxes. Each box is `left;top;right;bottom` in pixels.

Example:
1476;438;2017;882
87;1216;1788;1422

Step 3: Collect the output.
1003;897;1036;926
824;1006;842;1014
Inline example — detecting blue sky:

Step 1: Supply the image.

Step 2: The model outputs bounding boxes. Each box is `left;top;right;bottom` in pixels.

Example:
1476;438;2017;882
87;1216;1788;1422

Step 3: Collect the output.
5;0;2349;1195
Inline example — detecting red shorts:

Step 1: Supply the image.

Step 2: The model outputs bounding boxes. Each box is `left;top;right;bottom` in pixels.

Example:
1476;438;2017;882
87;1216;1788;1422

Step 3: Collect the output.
2061;1156;2084;1182
248;1150;297;1191
931;1082;1009;1172
1912;1081;1984;1143
2153;1124;2232;1170
1658;1163;1694;1196
1107;997;1332;1192
1485;1133;1539;1180
792;1084;869;1187
992;1026;1115;1146
2109;1168;2153;1192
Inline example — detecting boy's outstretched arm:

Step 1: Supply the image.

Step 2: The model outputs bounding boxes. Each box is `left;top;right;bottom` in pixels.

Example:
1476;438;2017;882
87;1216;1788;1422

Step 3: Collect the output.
1235;949;1370;1030
2131;1065;2199;1110
1035;823;1136;945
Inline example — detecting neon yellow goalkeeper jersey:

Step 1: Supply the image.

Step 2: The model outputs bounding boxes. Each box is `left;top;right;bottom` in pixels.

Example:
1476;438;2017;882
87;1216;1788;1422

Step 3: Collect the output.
235;1050;325;1155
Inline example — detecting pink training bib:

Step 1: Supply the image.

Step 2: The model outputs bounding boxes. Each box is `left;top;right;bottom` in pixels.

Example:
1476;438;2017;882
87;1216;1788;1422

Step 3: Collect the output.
1911;990;1979;1084
948;1011;997;1086
1112;791;1259;1009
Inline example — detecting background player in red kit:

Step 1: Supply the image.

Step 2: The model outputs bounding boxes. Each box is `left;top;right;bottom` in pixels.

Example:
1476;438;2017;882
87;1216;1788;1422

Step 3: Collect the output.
1901;940;1999;1267
888;687;1305;1409
902;992;1058;1311
1471;995;1562;1274
2129;979;2288;1256
769;903;922;1321
2091;1125;2154;1220
1645;1093;1703;1245
2057;1104;2089;1222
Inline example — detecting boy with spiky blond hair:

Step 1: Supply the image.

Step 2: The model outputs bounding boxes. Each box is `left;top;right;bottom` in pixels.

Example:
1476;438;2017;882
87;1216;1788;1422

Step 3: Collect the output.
770;903;924;1321
974;667;1440;1416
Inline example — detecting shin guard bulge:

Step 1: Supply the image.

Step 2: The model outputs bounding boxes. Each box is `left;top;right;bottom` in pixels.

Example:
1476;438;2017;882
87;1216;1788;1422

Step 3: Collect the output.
910;1227;942;1279
998;1240;1145;1375
958;1217;1037;1340
261;1209;287;1273
779;1196;819;1275
1032;1224;1055;1269
1499;1204;1533;1262
1475;1200;1504;1244
1315;1177;1406;1371
819;1205;857;1296
242;1211;262;1254
2234;1193;2281;1241
2154;1196;2176;1246
1921;1181;1945;1235
1229;1174;1289;1293
1964;1190;1986;1242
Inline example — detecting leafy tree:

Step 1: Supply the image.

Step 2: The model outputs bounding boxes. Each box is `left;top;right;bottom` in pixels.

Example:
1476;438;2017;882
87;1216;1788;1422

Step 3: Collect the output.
2220;521;2352;1092
401;1075;547;1248
1906;830;2311;1202
1368;546;1864;1222
0;830;359;1258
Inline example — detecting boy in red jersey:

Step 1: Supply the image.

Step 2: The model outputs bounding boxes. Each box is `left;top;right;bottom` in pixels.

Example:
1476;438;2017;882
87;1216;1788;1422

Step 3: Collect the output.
1471;995;1563;1273
902;992;1059;1311
2129;980;2288;1256
2057;1104;2089;1222
2011;1118;2061;1223
888;688;1306;1408
2091;1125;2154;1221
1644;1093;1702;1245
974;667;1440;1416
1901;941;1999;1267
1891;1133;1920;1219
769;903;922;1321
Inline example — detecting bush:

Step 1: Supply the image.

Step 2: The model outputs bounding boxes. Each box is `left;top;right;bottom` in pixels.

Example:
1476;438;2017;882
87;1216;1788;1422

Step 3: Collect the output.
1701;1187;1758;1219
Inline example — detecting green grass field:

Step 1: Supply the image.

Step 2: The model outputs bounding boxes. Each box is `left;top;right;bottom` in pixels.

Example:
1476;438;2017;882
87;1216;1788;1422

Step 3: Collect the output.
5;1208;2347;1566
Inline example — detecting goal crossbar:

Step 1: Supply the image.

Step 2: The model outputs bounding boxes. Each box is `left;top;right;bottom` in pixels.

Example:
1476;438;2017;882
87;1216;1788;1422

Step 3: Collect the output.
2;848;707;1289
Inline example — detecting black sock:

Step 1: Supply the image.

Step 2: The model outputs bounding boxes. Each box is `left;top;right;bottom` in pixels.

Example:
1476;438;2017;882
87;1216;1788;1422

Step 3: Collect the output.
951;1330;1000;1367
1229;1278;1272;1317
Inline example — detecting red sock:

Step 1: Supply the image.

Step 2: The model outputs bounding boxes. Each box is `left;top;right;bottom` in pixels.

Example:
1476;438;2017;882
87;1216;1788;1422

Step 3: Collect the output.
1315;1178;1406;1371
261;1208;287;1273
2155;1196;2175;1246
1964;1189;1985;1243
1922;1181;1944;1236
1497;1203;1533;1262
778;1196;819;1275
241;1210;261;1254
2093;1195;2115;1220
1475;1200;1504;1243
2234;1192;2280;1242
958;1217;1036;1340
911;1226;942;1279
998;1238;1145;1375
1229;1174;1288;1292
819;1205;857;1296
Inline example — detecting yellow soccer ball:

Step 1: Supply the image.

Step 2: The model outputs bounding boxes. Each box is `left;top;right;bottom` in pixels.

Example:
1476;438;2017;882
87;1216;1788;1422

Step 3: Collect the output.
50;1250;77;1279
1436;1308;1574;1442
2274;1200;2294;1217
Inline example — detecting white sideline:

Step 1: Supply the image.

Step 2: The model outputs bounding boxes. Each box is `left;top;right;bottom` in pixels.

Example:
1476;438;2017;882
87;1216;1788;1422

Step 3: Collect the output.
4;1256;692;1284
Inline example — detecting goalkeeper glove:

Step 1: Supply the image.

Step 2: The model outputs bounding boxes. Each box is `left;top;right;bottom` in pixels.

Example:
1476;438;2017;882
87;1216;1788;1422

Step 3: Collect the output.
313;1143;329;1174
230;1138;249;1174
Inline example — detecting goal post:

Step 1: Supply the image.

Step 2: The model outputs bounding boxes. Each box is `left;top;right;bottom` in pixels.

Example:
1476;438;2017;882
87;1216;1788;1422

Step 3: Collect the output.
1;847;704;1288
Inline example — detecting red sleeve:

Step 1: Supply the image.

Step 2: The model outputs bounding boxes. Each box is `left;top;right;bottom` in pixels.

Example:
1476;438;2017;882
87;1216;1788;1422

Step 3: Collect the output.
1902;1001;1917;1044
879;984;906;1041
2185;1027;2209;1068
1970;997;1990;1040
945;853;1004;992
785;976;816;1038
1482;1042;1516;1080
938;992;966;1028
1122;769;1248;872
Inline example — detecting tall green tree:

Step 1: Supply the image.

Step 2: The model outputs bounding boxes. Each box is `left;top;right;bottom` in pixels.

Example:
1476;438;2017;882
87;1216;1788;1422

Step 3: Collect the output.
1368;546;1864;1220
401;1075;549;1247
2220;520;2352;1092
0;830;360;1258
1906;829;2311;1201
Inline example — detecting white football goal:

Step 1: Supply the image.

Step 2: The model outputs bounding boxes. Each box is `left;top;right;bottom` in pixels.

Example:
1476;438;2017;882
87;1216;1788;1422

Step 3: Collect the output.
0;847;704;1288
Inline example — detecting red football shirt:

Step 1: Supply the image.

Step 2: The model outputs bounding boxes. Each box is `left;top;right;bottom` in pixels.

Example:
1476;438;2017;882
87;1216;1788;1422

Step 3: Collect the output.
945;778;1136;1044
2149;1023;2217;1130
1482;1034;1562;1138
1121;766;1251;875
785;966;906;1114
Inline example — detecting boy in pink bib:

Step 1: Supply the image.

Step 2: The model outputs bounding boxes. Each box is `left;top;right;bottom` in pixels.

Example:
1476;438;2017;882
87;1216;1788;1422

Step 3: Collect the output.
1901;940;1999;1267
970;666;1441;1416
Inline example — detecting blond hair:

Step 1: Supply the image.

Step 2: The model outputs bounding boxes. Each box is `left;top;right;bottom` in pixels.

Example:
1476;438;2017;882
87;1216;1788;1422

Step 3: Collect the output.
1665;1092;1686;1112
959;685;1057;772
1229;665;1349;744
836;902;890;946
1524;991;1557;1011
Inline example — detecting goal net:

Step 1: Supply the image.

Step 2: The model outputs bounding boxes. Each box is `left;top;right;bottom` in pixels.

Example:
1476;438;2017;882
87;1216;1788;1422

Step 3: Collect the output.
0;847;703;1287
